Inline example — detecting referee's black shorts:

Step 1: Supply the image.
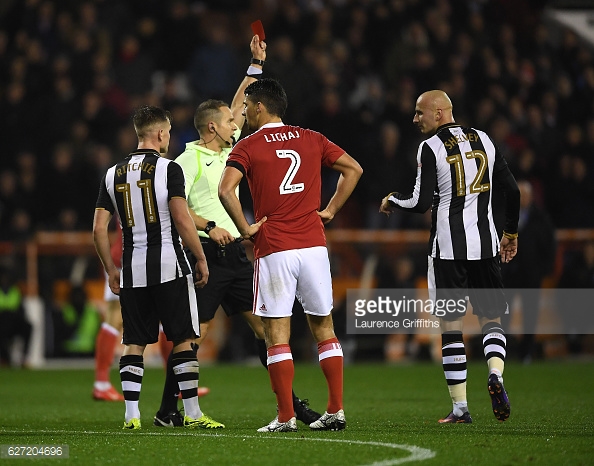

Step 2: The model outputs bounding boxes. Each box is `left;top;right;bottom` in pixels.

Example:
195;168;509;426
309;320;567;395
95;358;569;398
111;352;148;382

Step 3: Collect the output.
119;275;199;345
429;256;508;321
186;239;253;322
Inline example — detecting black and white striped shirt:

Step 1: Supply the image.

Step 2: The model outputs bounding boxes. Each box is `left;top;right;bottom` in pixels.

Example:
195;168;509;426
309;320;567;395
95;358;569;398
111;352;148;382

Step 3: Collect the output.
96;150;192;287
388;123;519;260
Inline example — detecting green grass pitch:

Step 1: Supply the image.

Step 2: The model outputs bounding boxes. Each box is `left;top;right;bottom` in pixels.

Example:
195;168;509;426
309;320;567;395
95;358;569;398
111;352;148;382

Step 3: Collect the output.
1;361;593;465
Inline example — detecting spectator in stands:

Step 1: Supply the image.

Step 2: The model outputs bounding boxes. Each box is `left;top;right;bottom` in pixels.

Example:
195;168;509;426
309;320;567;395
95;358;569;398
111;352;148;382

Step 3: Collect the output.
52;285;101;357
114;34;154;98
1;0;593;232
501;180;556;363
557;241;594;355
39;143;96;229
0;265;32;368
187;21;238;102
0;170;19;240
362;121;414;229
266;35;316;126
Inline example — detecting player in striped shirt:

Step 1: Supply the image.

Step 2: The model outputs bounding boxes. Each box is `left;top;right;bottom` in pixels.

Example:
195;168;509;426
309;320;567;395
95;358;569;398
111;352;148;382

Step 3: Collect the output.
380;90;520;423
93;105;214;430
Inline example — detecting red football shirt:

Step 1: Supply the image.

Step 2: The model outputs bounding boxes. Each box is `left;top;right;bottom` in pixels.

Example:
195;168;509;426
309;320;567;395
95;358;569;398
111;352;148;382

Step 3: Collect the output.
227;122;345;258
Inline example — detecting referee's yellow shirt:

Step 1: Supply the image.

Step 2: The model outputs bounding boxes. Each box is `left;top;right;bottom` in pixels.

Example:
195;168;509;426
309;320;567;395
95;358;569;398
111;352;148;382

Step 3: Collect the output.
175;129;242;238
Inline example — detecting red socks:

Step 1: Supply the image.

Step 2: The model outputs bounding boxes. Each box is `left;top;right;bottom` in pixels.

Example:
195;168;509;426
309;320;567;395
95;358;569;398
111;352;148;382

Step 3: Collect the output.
267;344;294;422
318;337;344;413
94;323;120;382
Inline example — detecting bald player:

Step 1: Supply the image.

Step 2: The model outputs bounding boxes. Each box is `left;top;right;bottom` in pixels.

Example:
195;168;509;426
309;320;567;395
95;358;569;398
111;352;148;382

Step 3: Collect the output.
380;90;520;423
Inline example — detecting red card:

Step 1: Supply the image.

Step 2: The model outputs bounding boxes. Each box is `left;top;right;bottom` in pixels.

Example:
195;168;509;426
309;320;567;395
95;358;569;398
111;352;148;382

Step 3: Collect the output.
251;20;265;41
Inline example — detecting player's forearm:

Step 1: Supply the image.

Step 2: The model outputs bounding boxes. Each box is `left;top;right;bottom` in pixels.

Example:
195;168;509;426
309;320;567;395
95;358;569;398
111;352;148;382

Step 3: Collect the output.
324;164;363;216
176;215;207;261
231;36;265;124
93;210;117;274
390;146;435;213
94;235;116;275
219;189;250;237
188;209;210;232
170;198;207;261
231;76;258;126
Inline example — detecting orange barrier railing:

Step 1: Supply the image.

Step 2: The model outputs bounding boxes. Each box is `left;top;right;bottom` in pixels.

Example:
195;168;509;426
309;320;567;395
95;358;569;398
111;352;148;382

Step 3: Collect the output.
0;229;593;298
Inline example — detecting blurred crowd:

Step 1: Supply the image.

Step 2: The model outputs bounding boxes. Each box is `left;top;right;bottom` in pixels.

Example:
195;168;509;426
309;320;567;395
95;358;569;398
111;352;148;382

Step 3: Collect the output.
1;0;594;241
2;0;594;364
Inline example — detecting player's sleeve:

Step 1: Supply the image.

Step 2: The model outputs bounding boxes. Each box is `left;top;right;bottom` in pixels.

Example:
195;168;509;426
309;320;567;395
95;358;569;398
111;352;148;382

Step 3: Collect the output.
388;142;435;213
492;146;520;235
318;132;345;167
175;148;199;199
95;174;115;214
167;161;187;201
227;142;250;176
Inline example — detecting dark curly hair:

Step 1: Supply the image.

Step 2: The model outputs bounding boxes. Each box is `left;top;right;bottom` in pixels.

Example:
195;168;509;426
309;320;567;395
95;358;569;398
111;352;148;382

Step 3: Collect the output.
244;78;288;118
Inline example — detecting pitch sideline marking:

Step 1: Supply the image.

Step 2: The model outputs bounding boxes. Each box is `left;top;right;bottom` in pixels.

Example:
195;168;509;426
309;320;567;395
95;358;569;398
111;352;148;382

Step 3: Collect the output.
2;429;436;465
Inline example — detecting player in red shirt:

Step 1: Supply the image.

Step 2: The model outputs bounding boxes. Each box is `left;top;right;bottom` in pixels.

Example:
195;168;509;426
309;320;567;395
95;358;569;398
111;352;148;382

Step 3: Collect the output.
219;78;362;432
92;220;125;401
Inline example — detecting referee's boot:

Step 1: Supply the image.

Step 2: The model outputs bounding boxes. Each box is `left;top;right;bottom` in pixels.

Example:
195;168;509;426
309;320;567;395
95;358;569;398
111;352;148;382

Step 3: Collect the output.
293;397;322;425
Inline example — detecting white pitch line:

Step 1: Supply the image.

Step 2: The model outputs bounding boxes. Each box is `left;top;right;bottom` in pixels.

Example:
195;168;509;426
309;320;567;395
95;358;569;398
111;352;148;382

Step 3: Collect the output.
1;430;435;465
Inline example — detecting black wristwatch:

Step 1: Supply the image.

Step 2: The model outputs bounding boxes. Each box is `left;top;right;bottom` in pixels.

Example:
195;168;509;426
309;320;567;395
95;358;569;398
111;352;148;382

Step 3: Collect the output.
204;221;216;235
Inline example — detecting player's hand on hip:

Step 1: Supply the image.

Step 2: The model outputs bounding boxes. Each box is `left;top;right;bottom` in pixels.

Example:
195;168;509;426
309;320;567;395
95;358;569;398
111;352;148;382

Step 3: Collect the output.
194;260;209;288
499;237;518;263
380;195;395;216
208;227;235;246
242;216;267;240
317;208;335;224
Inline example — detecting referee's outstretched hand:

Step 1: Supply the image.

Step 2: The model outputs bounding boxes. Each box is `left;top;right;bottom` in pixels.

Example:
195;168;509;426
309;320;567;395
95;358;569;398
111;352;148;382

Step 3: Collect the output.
499;236;518;263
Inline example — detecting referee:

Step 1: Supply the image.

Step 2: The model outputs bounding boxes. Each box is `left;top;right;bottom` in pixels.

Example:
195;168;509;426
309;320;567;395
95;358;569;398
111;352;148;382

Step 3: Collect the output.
380;90;520;424
153;35;321;428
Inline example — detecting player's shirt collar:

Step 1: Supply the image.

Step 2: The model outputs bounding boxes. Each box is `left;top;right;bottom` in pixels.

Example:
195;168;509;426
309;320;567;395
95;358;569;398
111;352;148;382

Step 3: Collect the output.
257;122;285;131
435;122;461;135
187;140;219;156
128;149;161;158
186;128;241;157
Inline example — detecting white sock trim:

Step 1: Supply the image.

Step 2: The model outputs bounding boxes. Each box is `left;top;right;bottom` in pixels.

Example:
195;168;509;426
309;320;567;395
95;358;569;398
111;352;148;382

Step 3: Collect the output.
101;322;120;336
267;352;293;365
